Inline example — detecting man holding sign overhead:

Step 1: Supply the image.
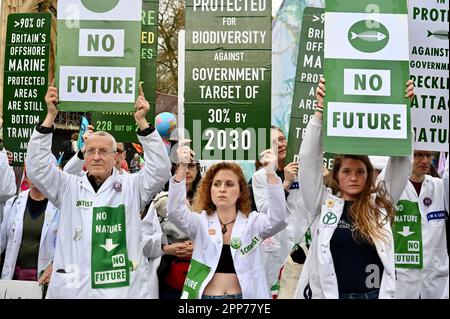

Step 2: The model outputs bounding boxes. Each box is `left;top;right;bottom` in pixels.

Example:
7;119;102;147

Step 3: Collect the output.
25;83;171;298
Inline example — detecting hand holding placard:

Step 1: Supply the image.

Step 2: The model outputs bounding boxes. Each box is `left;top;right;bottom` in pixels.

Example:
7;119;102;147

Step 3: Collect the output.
42;80;58;128
134;84;150;130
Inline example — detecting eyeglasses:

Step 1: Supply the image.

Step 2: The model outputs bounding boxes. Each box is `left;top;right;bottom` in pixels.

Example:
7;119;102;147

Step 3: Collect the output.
413;153;434;160
85;148;116;158
187;163;198;170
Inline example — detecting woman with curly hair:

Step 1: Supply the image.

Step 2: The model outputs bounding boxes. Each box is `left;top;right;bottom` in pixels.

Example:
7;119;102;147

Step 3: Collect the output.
167;141;288;299
294;78;415;299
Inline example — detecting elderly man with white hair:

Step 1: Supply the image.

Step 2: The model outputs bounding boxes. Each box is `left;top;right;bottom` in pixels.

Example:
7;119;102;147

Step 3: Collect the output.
25;84;171;298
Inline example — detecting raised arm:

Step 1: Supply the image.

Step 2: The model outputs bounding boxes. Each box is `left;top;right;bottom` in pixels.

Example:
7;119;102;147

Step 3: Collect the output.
132;87;171;209
167;141;200;239
253;149;288;239
25;84;72;208
298;78;327;217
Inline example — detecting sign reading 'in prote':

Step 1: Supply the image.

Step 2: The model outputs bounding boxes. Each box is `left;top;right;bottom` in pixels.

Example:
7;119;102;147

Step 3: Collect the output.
2;13;51;166
185;0;272;161
324;0;411;156
56;0;142;112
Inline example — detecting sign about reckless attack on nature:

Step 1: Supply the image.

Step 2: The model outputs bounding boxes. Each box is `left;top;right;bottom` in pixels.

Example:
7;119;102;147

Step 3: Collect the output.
408;0;449;152
2;13;51;166
184;0;272;161
56;0;142;112
90;0;159;143
324;0;412;156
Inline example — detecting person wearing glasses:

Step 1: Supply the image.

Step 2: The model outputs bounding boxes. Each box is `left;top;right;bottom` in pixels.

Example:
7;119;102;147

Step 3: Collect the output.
25;84;171;299
393;150;448;299
115;143;129;175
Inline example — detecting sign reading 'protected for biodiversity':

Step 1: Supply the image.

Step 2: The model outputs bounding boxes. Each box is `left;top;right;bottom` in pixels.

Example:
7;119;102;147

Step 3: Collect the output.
56;0;142;112
184;0;272;161
324;0;412;156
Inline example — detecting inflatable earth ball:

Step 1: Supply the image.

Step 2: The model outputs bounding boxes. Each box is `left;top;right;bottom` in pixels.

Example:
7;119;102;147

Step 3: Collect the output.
155;112;177;139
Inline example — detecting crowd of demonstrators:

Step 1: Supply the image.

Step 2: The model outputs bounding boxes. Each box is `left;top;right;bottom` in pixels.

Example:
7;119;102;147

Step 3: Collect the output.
293;78;415;299
22;84;171;298
166;141;288;299
0;76;448;300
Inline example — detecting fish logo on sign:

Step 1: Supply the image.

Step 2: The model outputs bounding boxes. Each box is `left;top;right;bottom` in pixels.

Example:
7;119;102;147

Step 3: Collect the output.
348;20;389;53
427;30;449;40
81;0;120;13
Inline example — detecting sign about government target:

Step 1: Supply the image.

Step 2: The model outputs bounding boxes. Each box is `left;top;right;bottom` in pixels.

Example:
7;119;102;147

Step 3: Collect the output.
56;0;142;112
324;0;412;156
2;13;51;166
184;0;272;161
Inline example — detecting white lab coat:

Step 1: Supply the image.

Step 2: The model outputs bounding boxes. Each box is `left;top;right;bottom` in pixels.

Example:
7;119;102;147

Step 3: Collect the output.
64;151;164;299
293;117;412;299
141;203;163;299
252;169;309;289
395;176;448;299
167;176;288;299
0;149;17;224
25;128;171;298
0;189;59;279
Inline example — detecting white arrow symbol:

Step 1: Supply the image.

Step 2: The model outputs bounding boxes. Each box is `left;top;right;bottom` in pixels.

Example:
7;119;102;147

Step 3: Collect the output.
99;238;119;252
398;226;414;237
14;21;20;27
313;15;320;22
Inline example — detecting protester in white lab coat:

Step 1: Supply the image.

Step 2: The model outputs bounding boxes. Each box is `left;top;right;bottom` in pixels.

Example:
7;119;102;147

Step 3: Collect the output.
167;141;287;299
0;182;59;285
393;150;448;299
25;84;171;298
294;78;414;299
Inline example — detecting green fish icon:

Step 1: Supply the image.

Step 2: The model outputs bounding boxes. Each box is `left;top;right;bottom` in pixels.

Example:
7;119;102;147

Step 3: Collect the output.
427;30;449;40
348;20;389;53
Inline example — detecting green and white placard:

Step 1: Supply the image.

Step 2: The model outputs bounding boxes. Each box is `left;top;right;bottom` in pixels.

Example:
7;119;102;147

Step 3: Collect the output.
56;0;142;112
2;13;51;166
324;0;411;156
90;0;159;143
184;0;271;161
394;200;423;269
92;205;130;289
408;0;449;152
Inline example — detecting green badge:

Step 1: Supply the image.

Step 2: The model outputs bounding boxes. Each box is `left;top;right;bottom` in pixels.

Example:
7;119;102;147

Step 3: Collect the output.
230;237;241;249
348;20;389;53
322;212;338;225
394;200;423;269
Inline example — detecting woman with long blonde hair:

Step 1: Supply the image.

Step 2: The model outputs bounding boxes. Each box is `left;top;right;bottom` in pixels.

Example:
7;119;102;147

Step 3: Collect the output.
167;141;288;299
294;78;414;299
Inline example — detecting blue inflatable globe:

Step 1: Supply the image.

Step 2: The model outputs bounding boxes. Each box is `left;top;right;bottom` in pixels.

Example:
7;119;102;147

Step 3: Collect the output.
155;112;177;139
